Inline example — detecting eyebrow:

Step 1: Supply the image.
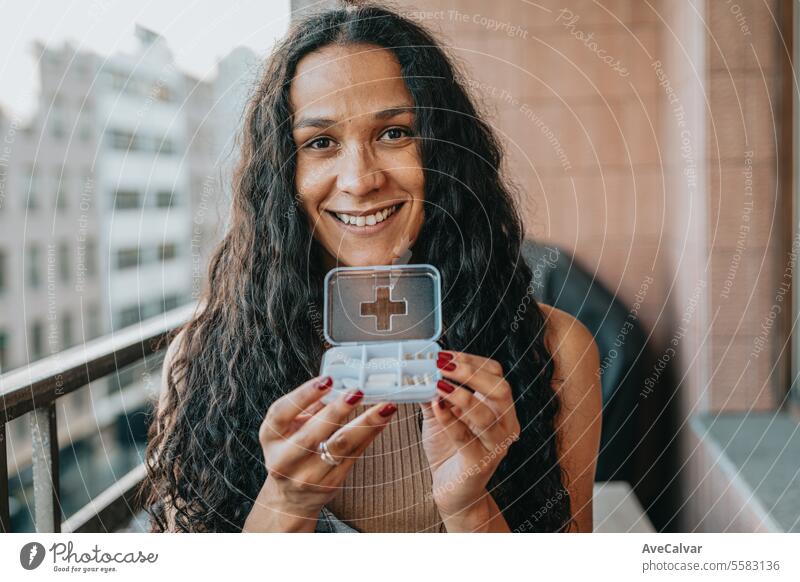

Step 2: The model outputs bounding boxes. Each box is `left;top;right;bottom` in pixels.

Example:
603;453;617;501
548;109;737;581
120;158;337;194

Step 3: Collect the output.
292;106;416;131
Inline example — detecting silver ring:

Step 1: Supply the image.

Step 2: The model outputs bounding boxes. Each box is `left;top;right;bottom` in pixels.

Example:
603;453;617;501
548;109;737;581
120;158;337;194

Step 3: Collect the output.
317;439;341;466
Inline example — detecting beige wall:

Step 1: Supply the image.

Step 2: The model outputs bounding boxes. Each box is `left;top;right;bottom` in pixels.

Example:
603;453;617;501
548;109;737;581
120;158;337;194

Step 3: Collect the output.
391;0;788;416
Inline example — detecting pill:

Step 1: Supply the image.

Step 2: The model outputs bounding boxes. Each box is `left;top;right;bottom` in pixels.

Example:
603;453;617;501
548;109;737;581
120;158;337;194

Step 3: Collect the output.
365;374;396;388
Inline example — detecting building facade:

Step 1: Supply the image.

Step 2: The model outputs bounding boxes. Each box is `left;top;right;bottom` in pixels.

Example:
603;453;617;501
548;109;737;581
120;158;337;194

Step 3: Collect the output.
0;27;258;529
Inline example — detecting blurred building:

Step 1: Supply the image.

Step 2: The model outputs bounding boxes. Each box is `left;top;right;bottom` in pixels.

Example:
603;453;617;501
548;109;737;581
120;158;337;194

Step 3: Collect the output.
0;26;258;528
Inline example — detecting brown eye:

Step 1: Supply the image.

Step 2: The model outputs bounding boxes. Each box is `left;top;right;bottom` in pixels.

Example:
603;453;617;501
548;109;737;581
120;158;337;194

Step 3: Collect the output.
380;127;410;141
307;136;335;150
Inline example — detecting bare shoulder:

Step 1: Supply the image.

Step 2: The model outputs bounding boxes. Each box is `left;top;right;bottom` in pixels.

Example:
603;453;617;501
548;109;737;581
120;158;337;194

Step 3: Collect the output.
539;303;599;372
537;302;601;423
537;303;602;532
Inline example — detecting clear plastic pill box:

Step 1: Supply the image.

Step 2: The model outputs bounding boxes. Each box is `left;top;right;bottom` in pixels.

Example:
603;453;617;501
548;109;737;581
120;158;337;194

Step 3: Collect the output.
320;264;443;404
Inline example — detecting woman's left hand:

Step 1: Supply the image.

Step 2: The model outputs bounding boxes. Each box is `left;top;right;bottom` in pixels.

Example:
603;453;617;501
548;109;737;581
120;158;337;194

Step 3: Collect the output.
419;350;521;527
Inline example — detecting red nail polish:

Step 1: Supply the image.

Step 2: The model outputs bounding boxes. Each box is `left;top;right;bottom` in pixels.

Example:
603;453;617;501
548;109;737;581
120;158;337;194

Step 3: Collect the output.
438;352;454;362
379;403;397;417
437;379;455;393
346;390;364;405
437;397;447;409
437;360;456;371
318;376;333;390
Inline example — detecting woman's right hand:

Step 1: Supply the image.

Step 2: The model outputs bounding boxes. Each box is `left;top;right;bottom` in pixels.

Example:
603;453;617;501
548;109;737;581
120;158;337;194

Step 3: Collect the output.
243;376;397;532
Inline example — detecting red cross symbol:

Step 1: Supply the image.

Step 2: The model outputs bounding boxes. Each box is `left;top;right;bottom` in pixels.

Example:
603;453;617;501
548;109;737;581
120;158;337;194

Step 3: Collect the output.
360;286;407;331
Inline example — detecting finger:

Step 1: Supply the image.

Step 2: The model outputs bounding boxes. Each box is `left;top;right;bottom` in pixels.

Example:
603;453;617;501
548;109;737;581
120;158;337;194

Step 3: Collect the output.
325;402;398;461
430;397;485;455
283;389;367;460
436;380;505;449
287;399;327;432
302;401;399;485
299;400;326;417
260;376;333;441
436;354;513;408
438;351;503;376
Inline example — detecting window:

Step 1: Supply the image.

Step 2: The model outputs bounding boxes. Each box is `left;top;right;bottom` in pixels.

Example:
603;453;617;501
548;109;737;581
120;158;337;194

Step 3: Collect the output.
27;244;40;288
0;330;8;372
115;248;140;270
58;242;70;284
0;250;6;294
86;303;101;339
158;242;177;261
163;294;181;311
115;189;140;209
114;365;137;390
85;239;97;277
155;190;174;208
108;129;137;151
117;305;142;328
157;137;175;155
30;320;43;361
55;167;67;210
142;300;161;319
25;165;38;210
49;96;65;139
61;313;73;349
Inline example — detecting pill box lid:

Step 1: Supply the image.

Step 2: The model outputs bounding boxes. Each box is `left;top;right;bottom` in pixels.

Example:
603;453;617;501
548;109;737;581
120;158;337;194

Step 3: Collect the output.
323;264;442;345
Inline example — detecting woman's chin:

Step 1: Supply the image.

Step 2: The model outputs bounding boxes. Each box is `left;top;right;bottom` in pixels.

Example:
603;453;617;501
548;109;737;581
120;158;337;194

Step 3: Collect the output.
333;248;397;268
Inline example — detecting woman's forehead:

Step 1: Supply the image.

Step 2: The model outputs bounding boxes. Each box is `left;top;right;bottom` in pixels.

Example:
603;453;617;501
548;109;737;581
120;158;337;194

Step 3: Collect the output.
289;44;412;119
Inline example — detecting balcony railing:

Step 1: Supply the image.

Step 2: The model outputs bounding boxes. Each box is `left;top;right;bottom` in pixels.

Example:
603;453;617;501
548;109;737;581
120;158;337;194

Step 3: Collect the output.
0;304;194;533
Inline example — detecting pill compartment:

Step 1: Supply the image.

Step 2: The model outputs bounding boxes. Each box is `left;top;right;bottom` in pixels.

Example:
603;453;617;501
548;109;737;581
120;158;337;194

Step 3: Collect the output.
321;345;364;394
320;265;442;404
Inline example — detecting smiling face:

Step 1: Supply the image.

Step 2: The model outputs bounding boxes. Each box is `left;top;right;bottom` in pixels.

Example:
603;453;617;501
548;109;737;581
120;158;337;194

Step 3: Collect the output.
290;43;426;268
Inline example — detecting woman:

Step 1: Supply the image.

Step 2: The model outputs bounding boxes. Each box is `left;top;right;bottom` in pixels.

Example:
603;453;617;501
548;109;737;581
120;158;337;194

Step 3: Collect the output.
143;2;602;533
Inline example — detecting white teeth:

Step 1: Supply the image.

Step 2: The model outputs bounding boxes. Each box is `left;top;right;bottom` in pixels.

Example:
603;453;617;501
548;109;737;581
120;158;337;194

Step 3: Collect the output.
333;204;399;227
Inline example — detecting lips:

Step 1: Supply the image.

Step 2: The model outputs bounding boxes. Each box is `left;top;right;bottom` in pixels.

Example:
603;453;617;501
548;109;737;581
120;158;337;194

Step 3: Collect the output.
328;203;403;228
326;201;405;230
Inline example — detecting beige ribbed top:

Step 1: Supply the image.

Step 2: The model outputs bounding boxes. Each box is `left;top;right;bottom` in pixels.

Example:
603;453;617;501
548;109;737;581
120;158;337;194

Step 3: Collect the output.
326;403;447;532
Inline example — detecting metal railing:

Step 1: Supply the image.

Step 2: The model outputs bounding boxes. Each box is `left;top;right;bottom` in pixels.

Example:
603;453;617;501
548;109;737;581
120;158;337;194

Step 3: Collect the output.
0;304;194;533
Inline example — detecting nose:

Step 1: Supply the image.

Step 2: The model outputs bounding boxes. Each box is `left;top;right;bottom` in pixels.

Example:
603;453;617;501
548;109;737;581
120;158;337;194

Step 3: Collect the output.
336;142;386;197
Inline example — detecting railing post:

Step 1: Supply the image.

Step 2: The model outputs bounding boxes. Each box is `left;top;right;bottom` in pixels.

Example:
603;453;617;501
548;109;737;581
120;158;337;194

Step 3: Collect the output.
30;404;61;532
0;422;9;532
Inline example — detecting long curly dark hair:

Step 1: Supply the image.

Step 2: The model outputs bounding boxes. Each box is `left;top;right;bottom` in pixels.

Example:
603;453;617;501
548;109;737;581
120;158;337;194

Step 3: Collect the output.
141;1;574;533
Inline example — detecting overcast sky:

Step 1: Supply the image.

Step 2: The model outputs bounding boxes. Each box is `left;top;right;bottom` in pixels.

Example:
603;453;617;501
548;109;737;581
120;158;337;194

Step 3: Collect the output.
0;0;292;120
